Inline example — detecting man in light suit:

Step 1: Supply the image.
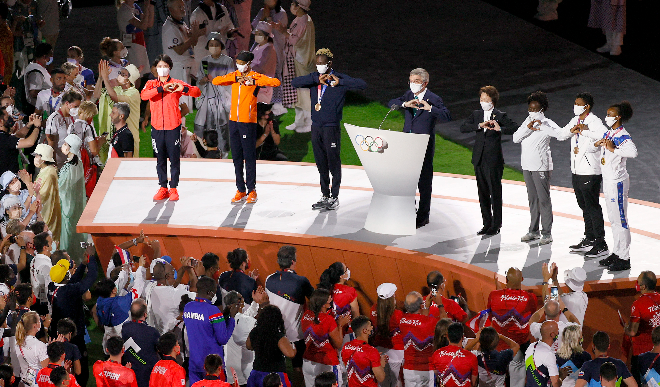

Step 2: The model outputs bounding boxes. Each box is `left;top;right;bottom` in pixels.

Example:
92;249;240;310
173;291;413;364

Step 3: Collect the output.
460;85;518;236
388;68;451;229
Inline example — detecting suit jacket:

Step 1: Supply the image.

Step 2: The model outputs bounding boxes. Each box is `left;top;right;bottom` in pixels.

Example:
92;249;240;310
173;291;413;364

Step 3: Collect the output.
388;89;451;135
460;108;518;166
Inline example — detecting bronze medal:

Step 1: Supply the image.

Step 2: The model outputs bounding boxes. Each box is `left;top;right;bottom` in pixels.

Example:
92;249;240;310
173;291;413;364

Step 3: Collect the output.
315;103;321;111
601;157;605;165
573;146;579;154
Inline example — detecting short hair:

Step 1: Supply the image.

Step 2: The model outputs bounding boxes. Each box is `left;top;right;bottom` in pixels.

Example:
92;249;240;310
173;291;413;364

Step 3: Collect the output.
204;354;224;374
404;292;423;314
277;245;296;269
14;283;33;305
61;90;83;104
599;362;618;382
610;101;633;123
0;365;14;387
49;366;69;387
263;373;283;387
0;265;12;283
114;102;130;119
350;315;370;333
60;62;78;75
78;101;98;121
203;131;219;148
35;43;53;59
544;300;560;318
105;336;124;356
527;91;549;112
47;341;66;362
201;252;220;270
57;318;77;337
96;278;116;298
156;332;178;355
478;326;499;352
227;248;248;270
130;299;147;320
196;276;217;296
34;232;50;253
575;92;594;108
427;271;444;288
409;68;429;83
479;85;499;106
640;271;657;291
30;221;47;235
51;250;67;266
447;322;464;344
5;219;23;235
223;290;242;307
314;372;337;387
68;46;83;58
315;48;333;59
592;331;610;352
51;68;67;77
153;54;173;69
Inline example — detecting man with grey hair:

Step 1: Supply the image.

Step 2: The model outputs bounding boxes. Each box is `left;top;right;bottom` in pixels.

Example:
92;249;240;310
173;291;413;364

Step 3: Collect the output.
109;102;134;158
388;68;451;229
529;296;580;352
121;298;161;387
399;291;443;387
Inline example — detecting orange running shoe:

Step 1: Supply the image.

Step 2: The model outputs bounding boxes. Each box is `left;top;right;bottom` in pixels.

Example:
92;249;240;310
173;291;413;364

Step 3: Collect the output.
168;188;179;201
153;187;169;200
231;190;247;203
246;190;258;204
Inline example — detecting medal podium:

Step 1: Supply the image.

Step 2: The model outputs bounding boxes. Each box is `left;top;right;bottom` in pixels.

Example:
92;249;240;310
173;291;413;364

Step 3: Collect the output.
345;124;429;235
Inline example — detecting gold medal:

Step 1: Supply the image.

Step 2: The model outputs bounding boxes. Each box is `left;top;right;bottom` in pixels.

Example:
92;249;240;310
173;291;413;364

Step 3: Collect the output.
573;146;579;154
601;157;605;165
315;103;321;111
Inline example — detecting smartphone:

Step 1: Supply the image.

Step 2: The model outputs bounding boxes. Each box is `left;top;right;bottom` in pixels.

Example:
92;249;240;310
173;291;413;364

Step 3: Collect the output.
101;132;109;137
430;287;437;296
80;241;94;248
550;286;559;299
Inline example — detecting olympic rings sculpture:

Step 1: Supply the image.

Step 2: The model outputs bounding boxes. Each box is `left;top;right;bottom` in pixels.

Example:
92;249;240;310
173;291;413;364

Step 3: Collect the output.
354;135;389;153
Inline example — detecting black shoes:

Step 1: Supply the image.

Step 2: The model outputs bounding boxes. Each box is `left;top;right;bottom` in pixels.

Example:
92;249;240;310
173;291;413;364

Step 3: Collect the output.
584;243;609;259
570;238;594;252
416;218;429;229
477;227;489;235
607;257;631;271
599;253;619;266
486;227;501;236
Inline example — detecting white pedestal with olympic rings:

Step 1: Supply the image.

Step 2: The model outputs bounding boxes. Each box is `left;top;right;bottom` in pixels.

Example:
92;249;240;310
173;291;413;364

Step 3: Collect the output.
345;124;429;235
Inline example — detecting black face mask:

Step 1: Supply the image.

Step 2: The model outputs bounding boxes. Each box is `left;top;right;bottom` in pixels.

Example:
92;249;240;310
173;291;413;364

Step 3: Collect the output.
5;116;15;129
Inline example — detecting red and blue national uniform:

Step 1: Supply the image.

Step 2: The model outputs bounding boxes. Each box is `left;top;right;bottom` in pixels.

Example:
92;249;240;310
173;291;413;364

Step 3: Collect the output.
399;313;438;371
341;340;382;387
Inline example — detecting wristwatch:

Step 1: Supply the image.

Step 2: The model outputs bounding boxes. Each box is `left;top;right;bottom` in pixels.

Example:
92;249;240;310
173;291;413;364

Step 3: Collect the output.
132;238;138;246
562;307;569;314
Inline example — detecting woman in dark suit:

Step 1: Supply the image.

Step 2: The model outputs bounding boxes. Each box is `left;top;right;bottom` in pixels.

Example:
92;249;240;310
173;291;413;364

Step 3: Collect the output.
460;86;518;236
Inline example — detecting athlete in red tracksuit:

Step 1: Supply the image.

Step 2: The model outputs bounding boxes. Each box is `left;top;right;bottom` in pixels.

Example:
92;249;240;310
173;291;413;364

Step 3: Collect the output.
190;354;232;387
94;336;138;387
150;332;186;387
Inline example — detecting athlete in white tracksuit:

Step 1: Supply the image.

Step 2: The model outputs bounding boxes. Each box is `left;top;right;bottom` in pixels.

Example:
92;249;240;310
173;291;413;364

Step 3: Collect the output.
594;102;638;271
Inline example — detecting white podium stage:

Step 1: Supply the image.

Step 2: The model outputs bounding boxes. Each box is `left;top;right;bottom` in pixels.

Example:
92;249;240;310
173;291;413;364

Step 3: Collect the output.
345;124;429;235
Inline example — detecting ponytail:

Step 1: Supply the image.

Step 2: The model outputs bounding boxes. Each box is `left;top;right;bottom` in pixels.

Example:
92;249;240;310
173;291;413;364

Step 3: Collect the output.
16;311;39;347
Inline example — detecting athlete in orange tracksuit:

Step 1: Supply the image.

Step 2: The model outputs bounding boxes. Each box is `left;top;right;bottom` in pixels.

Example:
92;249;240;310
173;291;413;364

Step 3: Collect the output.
212;51;280;204
141;54;201;202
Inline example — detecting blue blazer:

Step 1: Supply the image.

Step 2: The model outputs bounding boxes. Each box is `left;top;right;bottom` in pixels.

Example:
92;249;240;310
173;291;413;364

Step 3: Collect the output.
388;89;451;135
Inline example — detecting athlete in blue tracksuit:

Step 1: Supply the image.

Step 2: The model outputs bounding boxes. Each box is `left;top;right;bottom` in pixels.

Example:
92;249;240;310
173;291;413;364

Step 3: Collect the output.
183;277;236;384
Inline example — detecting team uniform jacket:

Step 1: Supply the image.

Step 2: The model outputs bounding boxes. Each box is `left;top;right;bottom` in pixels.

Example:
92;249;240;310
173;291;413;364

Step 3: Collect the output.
597;126;637;183
399;312;438;371
149;357;186;387
556;113;608;175
93;360;138;387
37;363;80;387
190;375;232;387
140;77;201;130
212;71;281;123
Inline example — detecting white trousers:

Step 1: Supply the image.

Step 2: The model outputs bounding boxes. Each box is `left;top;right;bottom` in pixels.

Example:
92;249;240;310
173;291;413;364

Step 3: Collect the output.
603;177;631;260
402;369;433;387
303;359;342;387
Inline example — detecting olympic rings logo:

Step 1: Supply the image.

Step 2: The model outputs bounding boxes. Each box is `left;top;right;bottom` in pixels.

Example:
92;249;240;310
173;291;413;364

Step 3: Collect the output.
354;135;389;153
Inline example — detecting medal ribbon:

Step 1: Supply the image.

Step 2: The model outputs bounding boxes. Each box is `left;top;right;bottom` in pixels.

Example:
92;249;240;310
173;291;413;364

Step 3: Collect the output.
601;126;624;161
317;70;332;107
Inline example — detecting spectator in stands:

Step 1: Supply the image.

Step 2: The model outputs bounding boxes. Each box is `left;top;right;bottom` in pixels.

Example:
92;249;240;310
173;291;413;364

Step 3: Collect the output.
67;101;100;198
551;264;589;326
122;299;160;387
0;4;13;83
431;322;478;387
399;291;439;387
255;103;286;161
60;63;84;95
189;0;234;73
144;258;198;334
67;46;96;87
638;326;660;386
218;248;258;304
36;341;79;387
341;316;387;387
487;267;537;387
624;270;660;383
556;325;591;387
524;321;561;387
30;231;53;315
426;271;467;322
45;89;82;168
57;134;86;259
93;336;138;387
265;245;314;381
150;332;185;387
250;22;277;104
0;109;40;176
246;304;296;387
575;331;635;387
465;327;519;387
116;0;154;79
192;131;223;159
55;319;82;378
190;354;229;387
14;311;50;384
200;252;220;279
529;297;580;352
184;276;236;384
23;43;53;115
301;288;348;386
369;283;404;387
35;69;66;120
318;261;359;322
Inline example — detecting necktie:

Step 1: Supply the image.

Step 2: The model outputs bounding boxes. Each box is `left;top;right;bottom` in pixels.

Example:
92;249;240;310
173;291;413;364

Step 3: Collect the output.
413;96;419;117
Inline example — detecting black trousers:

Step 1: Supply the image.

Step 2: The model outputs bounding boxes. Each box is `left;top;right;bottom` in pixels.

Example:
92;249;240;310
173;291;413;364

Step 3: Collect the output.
474;161;504;230
71;334;89;387
311;125;342;198
572;173;605;241
417;137;435;222
151;128;181;188
229;121;257;192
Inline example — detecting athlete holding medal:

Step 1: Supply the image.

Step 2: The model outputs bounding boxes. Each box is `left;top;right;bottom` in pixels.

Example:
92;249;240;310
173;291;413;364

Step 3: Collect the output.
594;101;638;272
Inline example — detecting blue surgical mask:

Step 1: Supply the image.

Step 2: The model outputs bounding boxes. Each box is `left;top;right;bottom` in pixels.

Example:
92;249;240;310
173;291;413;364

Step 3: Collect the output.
46;57;53;65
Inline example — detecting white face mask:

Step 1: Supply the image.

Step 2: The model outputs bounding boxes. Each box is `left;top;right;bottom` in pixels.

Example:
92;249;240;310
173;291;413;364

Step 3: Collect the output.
573;104;586;116
69;107;79;117
529;111;544;121
316;64;329;74
209;47;222;56
604;116;618;127
236;63;249;73
254;35;265;44
120;48;129;58
211;294;217;304
157;67;170;77
409;82;423;94
6;105;15;116
116;75;127;85
480;102;493;111
67;58;78;65
344;268;351;281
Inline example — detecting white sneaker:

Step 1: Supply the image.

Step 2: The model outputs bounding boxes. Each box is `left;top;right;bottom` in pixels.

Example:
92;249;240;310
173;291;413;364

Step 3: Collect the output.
285;122;297;131
610;45;622;56
596;44;610;53
295;125;311;133
272;103;288;116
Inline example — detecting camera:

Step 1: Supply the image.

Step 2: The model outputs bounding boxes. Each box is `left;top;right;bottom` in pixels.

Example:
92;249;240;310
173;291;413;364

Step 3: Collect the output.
80;241;94;249
9;235;16;244
550;286;559;299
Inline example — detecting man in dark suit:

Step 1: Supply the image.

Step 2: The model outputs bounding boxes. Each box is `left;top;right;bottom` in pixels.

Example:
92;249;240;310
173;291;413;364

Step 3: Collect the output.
388;68;451;228
460;86;518;235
